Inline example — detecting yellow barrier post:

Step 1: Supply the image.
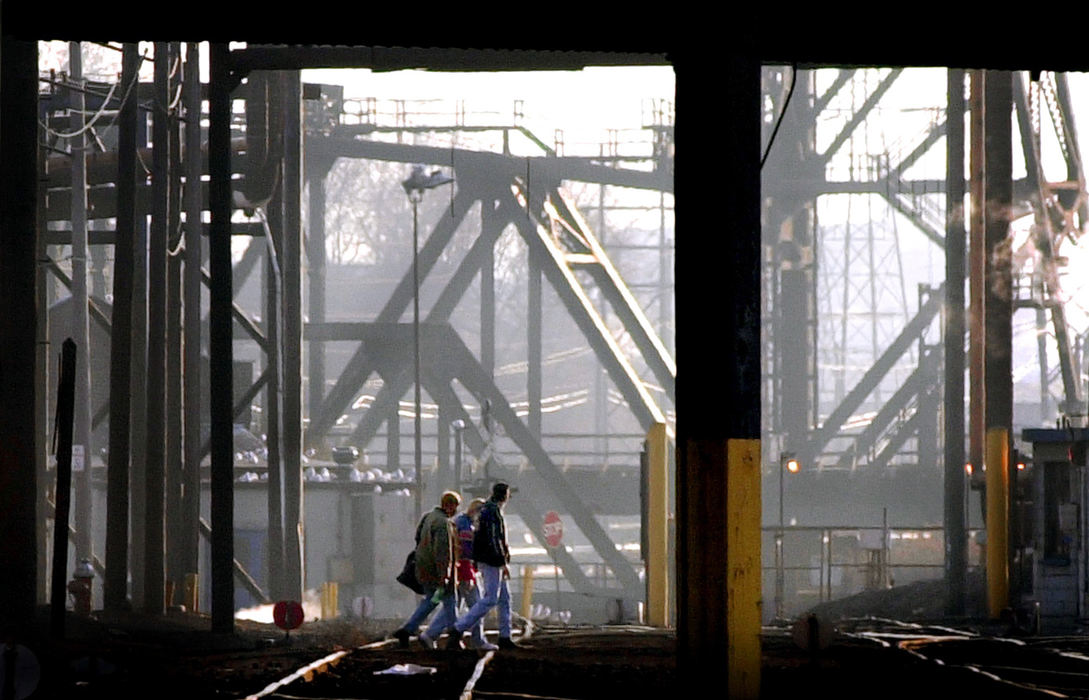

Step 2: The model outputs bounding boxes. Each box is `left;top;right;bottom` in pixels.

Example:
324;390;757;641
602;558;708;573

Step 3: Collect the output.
521;565;534;621
986;427;1009;619
727;439;761;699
184;572;199;613
646;422;670;627
321;581;339;619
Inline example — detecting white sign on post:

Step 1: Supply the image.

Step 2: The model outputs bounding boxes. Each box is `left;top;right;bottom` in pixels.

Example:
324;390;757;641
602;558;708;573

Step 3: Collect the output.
72;444;85;472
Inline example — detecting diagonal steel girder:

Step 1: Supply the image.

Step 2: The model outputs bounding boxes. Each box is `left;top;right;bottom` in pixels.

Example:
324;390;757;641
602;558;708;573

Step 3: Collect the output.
306;180;480;442
512;184;667;430
814;69;857;115
421;371;604;597
818;68;904;169
303;320;645;598
545;186;676;403
341;195;519;448
835;348;940;470
428;324;644;598
803;284;944;465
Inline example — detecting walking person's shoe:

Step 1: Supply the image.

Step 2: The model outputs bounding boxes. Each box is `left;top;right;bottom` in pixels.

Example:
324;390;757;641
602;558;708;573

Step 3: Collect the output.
469;636;499;651
445;628;467;650
497;637;519;650
392;628;410;649
418;631;437;650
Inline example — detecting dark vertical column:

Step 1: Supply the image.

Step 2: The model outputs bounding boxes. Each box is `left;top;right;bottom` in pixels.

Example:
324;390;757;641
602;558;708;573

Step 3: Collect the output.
944;67;967;617
166;42;185;603
0;37;40;636
984;70;1013;443
282;71;305;601
105;43;140;612
984;70;1014;608
528;243;542;440
208;43;236;634
675;50;762;697
144;41;170;616
51;340;76;637
36;104;50;608
181;42;203;586
266;183;285;603
306;158;331;452
130;119;149;611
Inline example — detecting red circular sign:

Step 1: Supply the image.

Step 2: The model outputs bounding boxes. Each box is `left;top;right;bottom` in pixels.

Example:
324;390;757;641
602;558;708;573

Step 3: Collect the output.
273;600;305;630
543;511;563;548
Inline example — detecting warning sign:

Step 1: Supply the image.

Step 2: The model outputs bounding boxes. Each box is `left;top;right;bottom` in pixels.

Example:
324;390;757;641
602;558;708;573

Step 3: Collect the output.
543;511;563;548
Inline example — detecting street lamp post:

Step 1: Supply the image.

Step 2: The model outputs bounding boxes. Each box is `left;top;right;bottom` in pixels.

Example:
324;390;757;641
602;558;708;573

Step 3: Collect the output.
452;419;466;495
402;165;454;519
777;451;799;621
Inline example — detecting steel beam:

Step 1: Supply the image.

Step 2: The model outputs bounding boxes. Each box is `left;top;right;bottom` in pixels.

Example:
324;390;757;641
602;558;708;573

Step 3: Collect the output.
306;157;334;449
143;41;170;615
69;42;95;564
166;42;185;603
512;189;667;430
426;325;644;597
228;45;668;74
803;285;944;465
265;179;285;603
818;69;903;168
282;71;305;601
944;67;968;617
676;50;762;698
307;136;672;193
547;188;676;403
423;377;601;596
182;42;204;583
104;43;140;612
208;42;235;634
0;37;40;635
308;183;478;441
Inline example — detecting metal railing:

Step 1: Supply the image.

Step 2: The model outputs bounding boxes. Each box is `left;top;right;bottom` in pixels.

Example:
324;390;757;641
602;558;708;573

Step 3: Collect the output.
764;523;985;619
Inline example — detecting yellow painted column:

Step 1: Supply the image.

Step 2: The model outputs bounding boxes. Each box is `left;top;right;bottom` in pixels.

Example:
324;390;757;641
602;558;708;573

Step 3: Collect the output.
727;438;762;699
986;427;1009;619
646;422;670;627
521;565;534;621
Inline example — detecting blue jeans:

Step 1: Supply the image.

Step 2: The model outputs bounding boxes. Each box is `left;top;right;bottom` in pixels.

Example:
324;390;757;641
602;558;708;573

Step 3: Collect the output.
402;583;458;638
458;577;487;645
454;562;511;638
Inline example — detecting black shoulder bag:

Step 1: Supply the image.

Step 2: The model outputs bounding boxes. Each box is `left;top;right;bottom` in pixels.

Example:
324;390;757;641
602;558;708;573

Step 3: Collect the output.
396;514;427;594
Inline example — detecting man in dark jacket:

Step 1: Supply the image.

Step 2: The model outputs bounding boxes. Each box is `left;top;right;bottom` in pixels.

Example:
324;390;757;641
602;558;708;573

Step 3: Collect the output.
449;482;518;649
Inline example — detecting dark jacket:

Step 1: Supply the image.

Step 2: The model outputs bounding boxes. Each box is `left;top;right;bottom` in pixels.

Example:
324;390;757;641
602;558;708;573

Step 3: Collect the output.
472;499;510;568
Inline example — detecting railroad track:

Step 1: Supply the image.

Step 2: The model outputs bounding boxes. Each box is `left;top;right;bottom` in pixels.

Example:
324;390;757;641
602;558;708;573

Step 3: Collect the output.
241;633;516;700
837;617;1089;698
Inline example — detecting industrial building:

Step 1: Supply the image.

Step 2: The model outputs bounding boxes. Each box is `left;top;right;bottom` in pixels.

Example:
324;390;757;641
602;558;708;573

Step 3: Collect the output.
6;18;1089;700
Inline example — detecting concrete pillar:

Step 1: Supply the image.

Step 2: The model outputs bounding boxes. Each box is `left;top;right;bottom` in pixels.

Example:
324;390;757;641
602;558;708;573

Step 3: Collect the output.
675;50;761;698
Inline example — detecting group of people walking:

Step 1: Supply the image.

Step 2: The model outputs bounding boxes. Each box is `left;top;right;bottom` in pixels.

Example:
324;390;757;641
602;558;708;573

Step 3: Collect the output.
391;482;518;651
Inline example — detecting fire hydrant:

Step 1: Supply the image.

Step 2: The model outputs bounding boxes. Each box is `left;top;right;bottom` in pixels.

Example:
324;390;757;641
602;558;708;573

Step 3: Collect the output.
68;558;95;616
